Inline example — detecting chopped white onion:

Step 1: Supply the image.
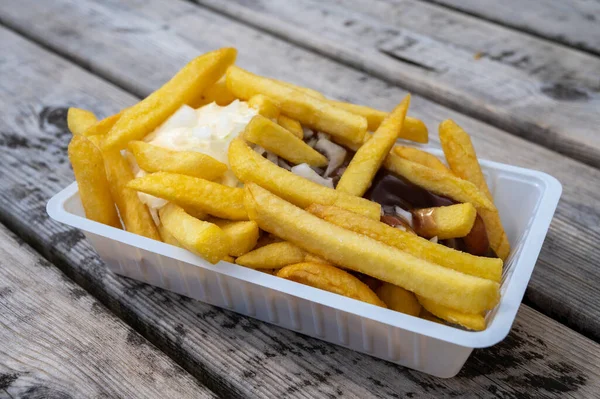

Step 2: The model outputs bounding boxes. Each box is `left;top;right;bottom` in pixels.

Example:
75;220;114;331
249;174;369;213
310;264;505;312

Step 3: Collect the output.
307;137;318;148
317;132;331;141
291;163;334;188
303;126;314;140
395;224;407;232
253;145;267;156
316;138;347;177
394;206;413;227
267;152;279;164
430;236;438;244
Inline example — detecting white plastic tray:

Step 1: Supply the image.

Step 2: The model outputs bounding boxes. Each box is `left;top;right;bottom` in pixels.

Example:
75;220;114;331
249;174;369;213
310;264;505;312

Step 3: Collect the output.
47;151;561;378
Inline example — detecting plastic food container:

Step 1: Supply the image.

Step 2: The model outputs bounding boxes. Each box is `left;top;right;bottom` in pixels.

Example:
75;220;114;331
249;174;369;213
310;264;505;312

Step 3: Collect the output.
47;149;561;378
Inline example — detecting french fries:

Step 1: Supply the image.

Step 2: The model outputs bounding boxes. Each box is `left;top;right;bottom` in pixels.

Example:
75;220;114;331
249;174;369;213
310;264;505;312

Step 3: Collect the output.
228;138;381;219
67;108;97;136
208;219;259;257
393;146;452;174
248;94;280;119
337;95;410;196
158;222;181;246
244;116;328;167
102;149;161;240
412;203;477;239
129;141;228;180
159;203;230;263
375;283;421;316
236;241;308;269
277;115;304;139
190;77;235;108
307;204;502;282
273;79;326;99
83;111;123;137
277;262;386;307
127;172;247;220
328;101;428;143
104;48;237;150
439;120;510;260
383;153;495;210
417;296;486;331
68;135;121;228
226;66;368;144
245;183;500;313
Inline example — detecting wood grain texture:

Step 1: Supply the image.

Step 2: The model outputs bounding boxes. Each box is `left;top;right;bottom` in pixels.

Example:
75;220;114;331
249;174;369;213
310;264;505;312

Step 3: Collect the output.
0;225;216;399
0;8;599;399
191;0;600;169
423;0;600;56
0;0;600;342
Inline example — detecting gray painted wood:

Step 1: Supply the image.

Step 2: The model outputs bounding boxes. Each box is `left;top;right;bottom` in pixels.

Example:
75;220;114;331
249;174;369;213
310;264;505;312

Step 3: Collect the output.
423;0;600;56
190;0;600;169
0;8;600;399
0;0;600;342
0;225;216;399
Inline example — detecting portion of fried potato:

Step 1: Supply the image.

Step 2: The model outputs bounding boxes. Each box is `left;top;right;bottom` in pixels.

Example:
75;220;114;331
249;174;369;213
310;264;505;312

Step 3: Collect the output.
228;138;380;219
68;135;121;228
127;172;247;220
244;116;328;167
208;218;259;257
189;77;235;108
277;262;387;307
307;204;502;282
128;141;228;180
67;108;97;136
248;94;280;119
375;283;421;316
328;101;428;143
226;66;367;144
104;48;237;150
439;120;510;260
273;79;326;99
102;149;161;240
337;95;410;196
158;222;181;246
83;111;123;137
277;115;304;139
236;241;308;269
417;296;486;331
413;203;477;240
393;146;452;174
245;183;500;313
384;152;494;210
159;203;230;263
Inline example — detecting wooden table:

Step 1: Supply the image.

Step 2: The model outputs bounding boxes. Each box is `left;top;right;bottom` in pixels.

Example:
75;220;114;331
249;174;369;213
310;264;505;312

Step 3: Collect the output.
1;1;599;397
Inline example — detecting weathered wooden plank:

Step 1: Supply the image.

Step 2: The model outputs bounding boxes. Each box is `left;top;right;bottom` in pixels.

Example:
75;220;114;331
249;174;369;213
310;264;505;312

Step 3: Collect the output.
0;225;216;399
189;0;600;169
1;12;600;399
423;0;600;56
0;0;600;342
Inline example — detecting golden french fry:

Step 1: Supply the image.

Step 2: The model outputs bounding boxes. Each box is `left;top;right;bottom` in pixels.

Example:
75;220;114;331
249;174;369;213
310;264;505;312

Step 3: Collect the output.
393;146;451;174
67;108;97;136
182;207;208;221
189;77;235;108
328;101;428;143
127;172;247;220
158;222;180;246
304;254;332;265
337;95;410;196
236;241;308;269
277;115;304;139
208;218;259;257
128;141;227;180
159;203;230;263
417;296;486;331
245;183;500;313
102;149;161;240
413;203;477;239
277;262;387;307
375;283;421;316
83;111;123;137
244;116;328;167
383;153;495;210
68;135;121;228
439;120;510;260
419;308;443;323
248;94;280;119
104;48;237;150
228;138;380;219
307;204;502;282
226;66;367;143
273;79;326;99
